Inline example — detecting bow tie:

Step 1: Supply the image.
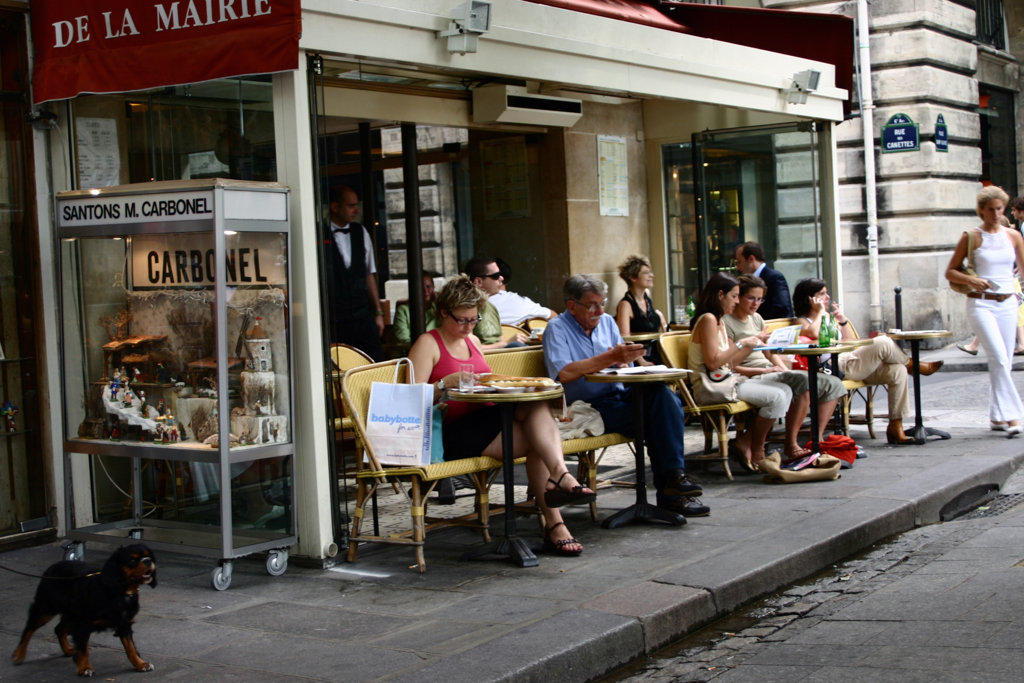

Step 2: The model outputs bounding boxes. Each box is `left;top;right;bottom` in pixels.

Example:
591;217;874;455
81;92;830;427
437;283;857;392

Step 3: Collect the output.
332;226;351;235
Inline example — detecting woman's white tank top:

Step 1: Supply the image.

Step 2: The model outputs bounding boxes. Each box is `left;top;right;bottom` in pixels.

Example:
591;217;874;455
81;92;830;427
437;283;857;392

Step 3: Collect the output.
973;228;1015;292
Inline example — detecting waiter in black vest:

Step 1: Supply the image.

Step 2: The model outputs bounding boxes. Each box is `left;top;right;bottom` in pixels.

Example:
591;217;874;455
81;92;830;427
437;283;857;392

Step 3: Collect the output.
328;185;386;361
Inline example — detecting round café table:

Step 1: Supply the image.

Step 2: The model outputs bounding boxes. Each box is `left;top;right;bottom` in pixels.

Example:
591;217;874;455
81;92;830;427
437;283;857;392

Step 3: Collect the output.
771;344;862;454
584;370;691;530
447;385;564;568
887;330;953;444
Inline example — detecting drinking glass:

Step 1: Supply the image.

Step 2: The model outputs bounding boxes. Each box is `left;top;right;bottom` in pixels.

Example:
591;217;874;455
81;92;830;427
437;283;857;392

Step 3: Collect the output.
459;363;475;393
674;304;687;325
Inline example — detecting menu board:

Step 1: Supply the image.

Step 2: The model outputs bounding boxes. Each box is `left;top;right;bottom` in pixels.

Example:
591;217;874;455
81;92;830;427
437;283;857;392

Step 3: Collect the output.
598;135;628;217
76;117;121;188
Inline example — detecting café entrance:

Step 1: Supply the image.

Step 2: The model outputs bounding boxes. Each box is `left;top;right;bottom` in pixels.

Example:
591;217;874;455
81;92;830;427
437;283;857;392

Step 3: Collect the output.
663;122;835;316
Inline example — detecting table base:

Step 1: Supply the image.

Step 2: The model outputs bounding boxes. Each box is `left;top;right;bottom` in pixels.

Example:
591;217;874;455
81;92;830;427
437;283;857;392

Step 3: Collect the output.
913;425;951;445
601;502;685;530
461;536;544;567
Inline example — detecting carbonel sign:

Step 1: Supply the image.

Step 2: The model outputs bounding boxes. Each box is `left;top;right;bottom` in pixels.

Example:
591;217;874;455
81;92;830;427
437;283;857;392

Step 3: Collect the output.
58;191;215;227
881;113;919;154
131;233;287;288
29;0;300;104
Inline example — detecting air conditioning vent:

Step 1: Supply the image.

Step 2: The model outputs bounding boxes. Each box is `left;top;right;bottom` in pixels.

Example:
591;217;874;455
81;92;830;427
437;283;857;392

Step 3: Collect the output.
473;85;583;127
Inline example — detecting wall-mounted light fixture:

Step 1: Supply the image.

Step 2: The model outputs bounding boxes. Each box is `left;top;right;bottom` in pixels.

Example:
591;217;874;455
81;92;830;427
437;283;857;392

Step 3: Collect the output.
783;69;821;104
437;1;492;55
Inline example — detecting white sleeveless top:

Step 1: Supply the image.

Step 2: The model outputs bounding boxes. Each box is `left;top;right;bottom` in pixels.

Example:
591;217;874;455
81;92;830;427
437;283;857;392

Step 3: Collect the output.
972;228;1015;292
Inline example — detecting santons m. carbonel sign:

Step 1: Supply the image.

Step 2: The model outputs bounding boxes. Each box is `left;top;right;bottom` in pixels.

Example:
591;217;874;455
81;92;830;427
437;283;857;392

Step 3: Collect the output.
30;0;300;104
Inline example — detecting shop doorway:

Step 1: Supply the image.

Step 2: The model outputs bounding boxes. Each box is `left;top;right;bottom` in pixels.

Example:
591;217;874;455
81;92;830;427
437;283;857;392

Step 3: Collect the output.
0;10;48;538
663;122;826;316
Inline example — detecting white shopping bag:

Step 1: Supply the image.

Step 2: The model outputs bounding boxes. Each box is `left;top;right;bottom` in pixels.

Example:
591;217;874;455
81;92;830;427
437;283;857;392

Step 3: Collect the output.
365;360;433;467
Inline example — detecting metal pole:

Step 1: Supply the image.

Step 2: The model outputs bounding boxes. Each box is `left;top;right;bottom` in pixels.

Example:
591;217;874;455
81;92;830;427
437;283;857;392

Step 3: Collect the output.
858;0;883;331
358;122;377;260
894;286;903;330
402;123;425;338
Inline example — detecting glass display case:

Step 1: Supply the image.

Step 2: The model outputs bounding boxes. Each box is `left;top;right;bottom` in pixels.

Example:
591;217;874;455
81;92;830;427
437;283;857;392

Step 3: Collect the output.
58;179;294;590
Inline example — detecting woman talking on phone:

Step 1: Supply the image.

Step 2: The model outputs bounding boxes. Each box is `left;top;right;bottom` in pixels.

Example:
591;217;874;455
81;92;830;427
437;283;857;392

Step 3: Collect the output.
946;186;1024;437
792;279;942;444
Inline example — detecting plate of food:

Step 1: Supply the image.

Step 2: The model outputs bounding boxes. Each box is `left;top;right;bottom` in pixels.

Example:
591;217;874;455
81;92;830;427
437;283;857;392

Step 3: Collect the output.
480;374;558;392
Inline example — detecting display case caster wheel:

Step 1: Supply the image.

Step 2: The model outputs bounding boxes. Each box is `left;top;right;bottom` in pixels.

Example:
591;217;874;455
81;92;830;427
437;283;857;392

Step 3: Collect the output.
210;562;233;591
266;548;288;577
62;542;84;563
128;528;143;540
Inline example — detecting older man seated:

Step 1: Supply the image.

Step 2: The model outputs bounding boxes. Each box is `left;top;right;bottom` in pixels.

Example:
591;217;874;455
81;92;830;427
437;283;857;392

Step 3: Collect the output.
542;274;708;517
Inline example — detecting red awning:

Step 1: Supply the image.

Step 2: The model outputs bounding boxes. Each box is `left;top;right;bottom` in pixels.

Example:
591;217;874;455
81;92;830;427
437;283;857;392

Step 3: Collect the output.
30;0;301;104
525;0;854;116
523;0;690;33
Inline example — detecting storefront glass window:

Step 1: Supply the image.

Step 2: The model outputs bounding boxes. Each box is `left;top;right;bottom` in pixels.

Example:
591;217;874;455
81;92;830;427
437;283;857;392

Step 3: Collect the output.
664;123;825;318
72;76;276;188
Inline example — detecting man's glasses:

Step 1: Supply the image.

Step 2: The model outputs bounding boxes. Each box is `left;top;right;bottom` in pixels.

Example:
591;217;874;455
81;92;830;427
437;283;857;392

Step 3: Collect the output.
743;296;765;304
451;315;481;326
481;272;502;280
572;298;608;312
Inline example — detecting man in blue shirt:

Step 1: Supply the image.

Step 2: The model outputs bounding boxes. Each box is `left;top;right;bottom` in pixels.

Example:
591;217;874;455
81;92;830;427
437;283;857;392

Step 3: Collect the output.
543;274;708;517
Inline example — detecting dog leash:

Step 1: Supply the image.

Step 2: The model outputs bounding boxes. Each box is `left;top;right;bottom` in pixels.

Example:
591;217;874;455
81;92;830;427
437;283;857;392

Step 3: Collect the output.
0;564;100;580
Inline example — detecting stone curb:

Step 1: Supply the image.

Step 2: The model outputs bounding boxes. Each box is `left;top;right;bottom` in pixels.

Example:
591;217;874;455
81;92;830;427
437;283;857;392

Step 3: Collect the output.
470;444;1024;683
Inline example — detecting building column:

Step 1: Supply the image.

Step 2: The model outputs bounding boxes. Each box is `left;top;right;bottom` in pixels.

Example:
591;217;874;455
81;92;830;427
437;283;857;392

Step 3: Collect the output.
272;66;336;562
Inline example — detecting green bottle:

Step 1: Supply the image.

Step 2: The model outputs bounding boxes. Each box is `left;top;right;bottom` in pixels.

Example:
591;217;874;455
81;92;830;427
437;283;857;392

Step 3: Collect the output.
686;296;696;321
819;314;832;348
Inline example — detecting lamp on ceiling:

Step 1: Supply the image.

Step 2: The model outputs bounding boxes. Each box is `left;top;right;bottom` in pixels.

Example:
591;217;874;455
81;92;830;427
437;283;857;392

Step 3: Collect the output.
437;1;492;55
784;69;821;104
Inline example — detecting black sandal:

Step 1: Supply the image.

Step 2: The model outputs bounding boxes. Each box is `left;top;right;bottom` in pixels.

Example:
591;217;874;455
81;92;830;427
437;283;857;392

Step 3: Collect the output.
543;522;583;556
544;471;597;508
728;443;755;474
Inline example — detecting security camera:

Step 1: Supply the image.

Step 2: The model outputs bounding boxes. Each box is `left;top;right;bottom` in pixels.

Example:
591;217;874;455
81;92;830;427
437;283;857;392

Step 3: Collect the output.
437;0;492;54
785;69;822;105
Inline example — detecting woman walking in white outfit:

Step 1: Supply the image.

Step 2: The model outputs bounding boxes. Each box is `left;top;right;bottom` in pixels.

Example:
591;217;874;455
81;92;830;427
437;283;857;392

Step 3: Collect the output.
946;186;1024;436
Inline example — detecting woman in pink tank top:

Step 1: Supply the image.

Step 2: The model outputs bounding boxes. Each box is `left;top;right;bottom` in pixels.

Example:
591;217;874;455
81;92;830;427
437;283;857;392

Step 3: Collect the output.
409;276;594;556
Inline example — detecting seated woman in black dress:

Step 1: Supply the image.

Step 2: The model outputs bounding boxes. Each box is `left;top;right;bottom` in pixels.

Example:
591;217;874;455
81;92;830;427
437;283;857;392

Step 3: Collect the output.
615;254;666;364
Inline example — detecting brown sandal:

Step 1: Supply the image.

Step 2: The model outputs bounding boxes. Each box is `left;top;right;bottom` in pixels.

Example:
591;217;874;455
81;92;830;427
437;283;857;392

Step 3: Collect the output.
543;522;583;556
544;471;596;508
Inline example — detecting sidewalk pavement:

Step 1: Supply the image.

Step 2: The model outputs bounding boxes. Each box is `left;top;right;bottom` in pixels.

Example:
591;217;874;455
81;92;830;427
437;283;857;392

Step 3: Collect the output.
921;340;1024;372
2;371;1023;683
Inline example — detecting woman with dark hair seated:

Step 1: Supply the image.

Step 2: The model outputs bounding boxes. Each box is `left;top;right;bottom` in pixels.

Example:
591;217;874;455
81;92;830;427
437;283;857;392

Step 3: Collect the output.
724;275;845;463
408;276;594;556
792;278;941;444
688;272;791;469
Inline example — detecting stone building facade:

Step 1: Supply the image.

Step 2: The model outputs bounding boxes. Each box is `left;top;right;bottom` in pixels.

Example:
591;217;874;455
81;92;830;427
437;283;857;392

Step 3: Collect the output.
767;0;1022;338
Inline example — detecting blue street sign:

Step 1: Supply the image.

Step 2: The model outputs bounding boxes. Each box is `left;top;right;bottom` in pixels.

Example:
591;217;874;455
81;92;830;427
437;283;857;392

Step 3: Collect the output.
935;114;948;152
882;113;919;153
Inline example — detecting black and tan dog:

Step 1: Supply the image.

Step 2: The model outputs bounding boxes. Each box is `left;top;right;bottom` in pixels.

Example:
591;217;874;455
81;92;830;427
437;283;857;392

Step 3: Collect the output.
12;543;157;677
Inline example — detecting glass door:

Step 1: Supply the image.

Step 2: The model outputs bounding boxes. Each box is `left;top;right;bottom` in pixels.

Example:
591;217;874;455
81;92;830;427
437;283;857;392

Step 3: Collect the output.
664;122;824;317
0;10;47;537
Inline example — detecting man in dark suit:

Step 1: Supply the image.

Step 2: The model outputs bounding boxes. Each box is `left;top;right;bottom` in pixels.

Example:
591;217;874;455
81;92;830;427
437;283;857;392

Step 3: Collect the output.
1010;196;1024;234
326;185;385;361
735;241;793;321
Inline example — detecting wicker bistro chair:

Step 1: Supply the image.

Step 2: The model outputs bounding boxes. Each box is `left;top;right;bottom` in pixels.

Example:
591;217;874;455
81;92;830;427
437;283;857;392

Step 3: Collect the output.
837;320;875;439
330;344;374;433
484;346;633;521
658;333;754;481
342;360;527;573
500;324;525;342
520;317;549;332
